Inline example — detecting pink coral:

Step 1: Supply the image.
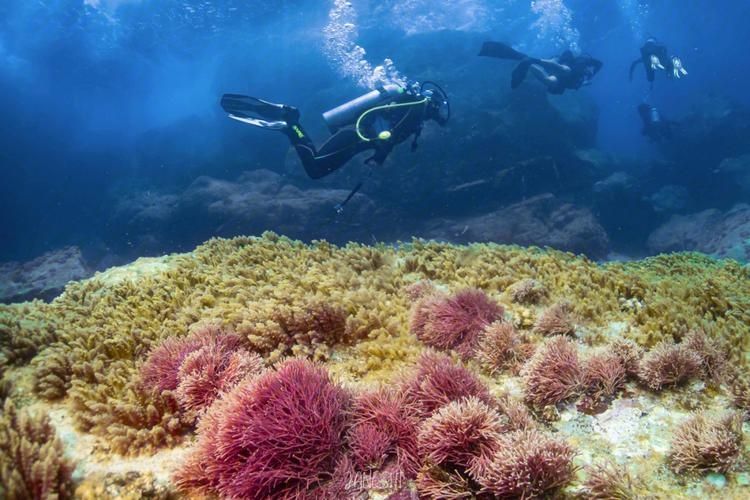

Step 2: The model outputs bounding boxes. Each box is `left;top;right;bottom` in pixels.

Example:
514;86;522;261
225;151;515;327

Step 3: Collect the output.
404;280;439;302
580;351;627;413
682;329;726;383
521;336;582;408
669;412;743;474
402;351;493;418
174;359;350;499
139;333;205;392
638;342;702;391
470;430;577;498
533;302;576;337
175;343;263;417
608;338;643;378
475;321;522;374
410;289;504;358
348;423;392;471
417;397;504;469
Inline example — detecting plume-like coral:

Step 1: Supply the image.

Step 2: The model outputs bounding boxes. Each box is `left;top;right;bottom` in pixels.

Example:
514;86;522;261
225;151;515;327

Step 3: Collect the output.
417;397;504;469
410;289;504;358
580;351;627;412
404;280;438;302
475;321;523;374
583;460;639;499
175;358;350;498
31;344;72;401
402;351;493;418
608;338;643;378
0;399;74;500
470;429;576;498
521;336;582;408
682;329;726;383
415;464;473;499
533;302;576;336
638;342;702;391
669;411;743;474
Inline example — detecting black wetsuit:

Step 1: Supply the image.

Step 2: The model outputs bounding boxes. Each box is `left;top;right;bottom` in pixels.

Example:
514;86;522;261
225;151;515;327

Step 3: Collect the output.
630;39;673;83
548;54;603;94
284;94;428;179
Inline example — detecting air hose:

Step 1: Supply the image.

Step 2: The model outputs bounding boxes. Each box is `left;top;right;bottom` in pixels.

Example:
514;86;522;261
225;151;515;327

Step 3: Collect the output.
355;98;428;142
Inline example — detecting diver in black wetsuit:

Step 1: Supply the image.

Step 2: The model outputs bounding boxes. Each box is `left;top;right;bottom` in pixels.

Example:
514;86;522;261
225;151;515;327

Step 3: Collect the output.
629;38;688;84
479;42;602;94
220;82;449;180
637;103;674;142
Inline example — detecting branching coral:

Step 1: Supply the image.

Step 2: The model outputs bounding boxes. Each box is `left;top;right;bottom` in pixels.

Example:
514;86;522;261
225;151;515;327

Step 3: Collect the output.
475;321;523;374
32;344;72;401
533;302;576;336
410;288;504;358
608;338;643;378
584;460;639;499
638;342;702;391
728;371;750;420
521;336;582;408
415;464;474;499
580;351;627;412
0;303;57;376
175;358;350;498
669;411;743;474
401;351;493;418
0;399;74;500
469;429;577;498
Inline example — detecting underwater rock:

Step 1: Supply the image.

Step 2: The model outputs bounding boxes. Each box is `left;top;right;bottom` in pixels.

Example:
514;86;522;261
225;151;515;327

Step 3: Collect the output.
0;246;91;303
647;203;750;261
648;185;691;214
425;194;609;258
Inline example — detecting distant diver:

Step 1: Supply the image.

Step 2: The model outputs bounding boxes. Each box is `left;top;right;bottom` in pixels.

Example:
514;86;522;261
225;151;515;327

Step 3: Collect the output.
478;41;602;94
638;103;674;142
220;82;449;182
629;37;688;84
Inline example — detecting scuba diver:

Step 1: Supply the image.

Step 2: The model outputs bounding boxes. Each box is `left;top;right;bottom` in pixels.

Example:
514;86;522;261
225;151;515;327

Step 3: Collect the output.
637;103;674;142
479;41;602;94
220;82;449;186
629;38;688;84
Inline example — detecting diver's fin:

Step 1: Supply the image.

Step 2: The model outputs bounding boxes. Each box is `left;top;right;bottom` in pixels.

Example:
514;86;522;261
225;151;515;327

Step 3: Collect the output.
220;94;298;122
511;59;532;89
479;41;527;60
227;114;288;130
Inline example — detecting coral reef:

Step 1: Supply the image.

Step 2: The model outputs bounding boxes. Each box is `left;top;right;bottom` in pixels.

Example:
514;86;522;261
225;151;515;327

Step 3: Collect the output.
583;460;640;499
1;235;749;497
533;302;576;336
669;411;744;474
0;399;74;500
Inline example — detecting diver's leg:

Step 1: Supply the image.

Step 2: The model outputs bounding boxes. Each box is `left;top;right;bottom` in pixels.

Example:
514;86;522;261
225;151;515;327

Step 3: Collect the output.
528;65;559;91
287;127;370;179
220;94;299;129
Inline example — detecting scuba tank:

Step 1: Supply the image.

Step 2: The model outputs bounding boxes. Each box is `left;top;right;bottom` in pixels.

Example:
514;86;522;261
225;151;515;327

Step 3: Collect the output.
322;84;405;133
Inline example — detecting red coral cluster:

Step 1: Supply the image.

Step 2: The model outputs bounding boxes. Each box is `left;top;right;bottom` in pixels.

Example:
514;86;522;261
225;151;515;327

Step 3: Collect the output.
669;411;743;474
475;321;524;374
521;336;582;408
579;351;627;413
533;302;576;337
681;329;727;383
638;342;702;391
401;351;493;418
175;358;350;498
410;288;504;358
139;327;263;418
469;429;577;498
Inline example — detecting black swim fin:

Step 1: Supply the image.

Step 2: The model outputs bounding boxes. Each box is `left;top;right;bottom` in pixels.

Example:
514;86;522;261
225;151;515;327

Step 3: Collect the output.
220;94;298;121
511;59;533;89
479;41;527;61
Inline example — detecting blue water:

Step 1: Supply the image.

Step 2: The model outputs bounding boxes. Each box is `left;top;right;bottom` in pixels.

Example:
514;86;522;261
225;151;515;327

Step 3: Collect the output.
1;0;749;267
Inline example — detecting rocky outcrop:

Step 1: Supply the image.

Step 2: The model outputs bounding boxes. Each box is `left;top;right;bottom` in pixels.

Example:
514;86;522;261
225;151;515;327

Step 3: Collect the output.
0;247;91;303
424;194;609;258
647;204;750;262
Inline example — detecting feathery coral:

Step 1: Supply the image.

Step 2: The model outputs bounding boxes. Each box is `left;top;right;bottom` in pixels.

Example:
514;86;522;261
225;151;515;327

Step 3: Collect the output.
0;399;74;500
533;302;576;336
410;288;504;358
682;329;726;383
175;358;350;498
581;351;627;411
521;336;582;408
470;429;576;498
402;351;493;418
507;278;548;305
669;411;743;474
638;342;702;391
584;460;639;499
475;321;522;374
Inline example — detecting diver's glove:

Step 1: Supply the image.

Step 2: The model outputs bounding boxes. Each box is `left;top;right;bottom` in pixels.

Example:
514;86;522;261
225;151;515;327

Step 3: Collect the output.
650;54;665;71
672;57;688;78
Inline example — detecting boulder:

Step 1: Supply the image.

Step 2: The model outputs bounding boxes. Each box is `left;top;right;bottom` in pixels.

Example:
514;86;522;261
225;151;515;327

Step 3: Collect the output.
423;194;609;258
0;246;91;303
647;204;750;262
